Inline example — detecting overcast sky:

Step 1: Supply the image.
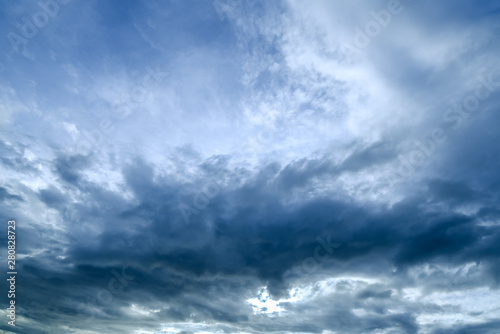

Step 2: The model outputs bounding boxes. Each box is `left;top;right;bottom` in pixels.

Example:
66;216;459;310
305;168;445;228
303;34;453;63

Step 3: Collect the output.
1;0;500;333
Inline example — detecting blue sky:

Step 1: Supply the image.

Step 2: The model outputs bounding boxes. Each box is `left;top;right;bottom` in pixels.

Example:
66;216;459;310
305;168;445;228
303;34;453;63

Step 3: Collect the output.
1;0;500;333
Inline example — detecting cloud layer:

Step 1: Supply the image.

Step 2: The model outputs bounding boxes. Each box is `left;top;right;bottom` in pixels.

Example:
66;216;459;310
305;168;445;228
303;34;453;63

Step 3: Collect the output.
1;0;500;333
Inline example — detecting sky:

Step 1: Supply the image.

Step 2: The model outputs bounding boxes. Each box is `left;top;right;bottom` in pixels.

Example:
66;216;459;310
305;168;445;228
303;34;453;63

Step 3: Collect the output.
1;0;500;333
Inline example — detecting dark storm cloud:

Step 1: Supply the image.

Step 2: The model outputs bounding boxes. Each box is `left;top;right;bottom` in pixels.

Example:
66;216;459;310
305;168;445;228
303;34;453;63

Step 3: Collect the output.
14;137;500;332
9;80;500;332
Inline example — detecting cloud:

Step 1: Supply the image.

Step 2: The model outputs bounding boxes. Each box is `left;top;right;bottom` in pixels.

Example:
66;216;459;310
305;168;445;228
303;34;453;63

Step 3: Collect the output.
1;0;500;333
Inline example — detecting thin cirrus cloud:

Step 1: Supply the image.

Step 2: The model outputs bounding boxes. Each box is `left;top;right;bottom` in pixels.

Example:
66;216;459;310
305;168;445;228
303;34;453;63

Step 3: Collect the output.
1;0;500;333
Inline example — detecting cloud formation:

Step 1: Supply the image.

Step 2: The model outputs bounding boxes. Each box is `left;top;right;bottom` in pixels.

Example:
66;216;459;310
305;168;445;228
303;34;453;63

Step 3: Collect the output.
1;0;500;333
